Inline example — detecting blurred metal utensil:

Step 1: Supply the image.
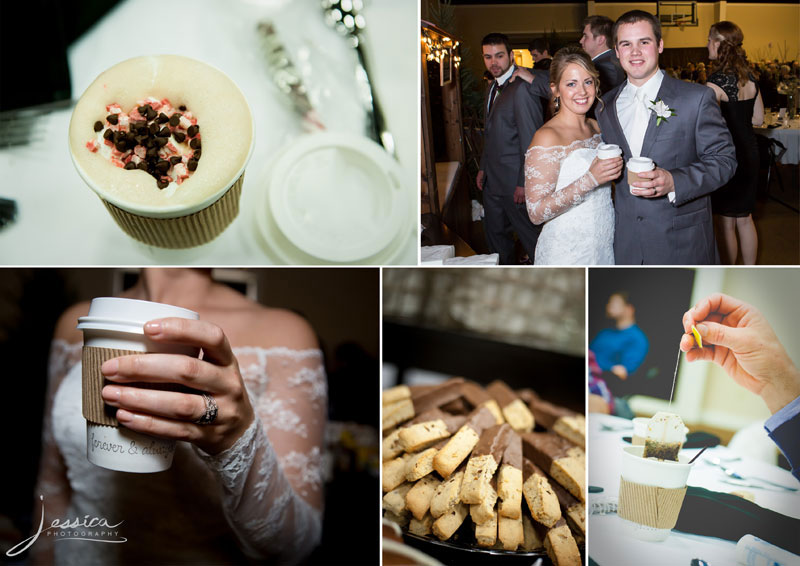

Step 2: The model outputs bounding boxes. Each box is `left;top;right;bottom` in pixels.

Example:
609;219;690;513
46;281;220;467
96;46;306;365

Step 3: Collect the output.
0;99;72;148
322;0;396;157
257;20;325;131
708;457;798;491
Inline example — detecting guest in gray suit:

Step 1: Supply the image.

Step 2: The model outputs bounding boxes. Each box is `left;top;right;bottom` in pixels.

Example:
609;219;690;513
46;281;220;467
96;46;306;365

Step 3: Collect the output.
596;10;736;264
580;15;626;93
477;33;545;264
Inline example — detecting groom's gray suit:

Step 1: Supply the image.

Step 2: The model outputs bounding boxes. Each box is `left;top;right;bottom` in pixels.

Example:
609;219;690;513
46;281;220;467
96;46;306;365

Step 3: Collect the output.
597;74;736;264
480;66;548;264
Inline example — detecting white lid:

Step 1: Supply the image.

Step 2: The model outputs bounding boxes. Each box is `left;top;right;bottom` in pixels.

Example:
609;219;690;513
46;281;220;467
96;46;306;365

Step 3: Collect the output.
627;157;655;172
267;132;408;262
77;297;198;334
598;143;620;151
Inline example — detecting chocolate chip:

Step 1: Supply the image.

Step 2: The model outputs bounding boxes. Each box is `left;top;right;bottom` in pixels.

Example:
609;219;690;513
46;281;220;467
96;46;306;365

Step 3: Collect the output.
135;135;147;145
137;162;148;171
187;125;199;137
146;147;158;158
93;121;104;132
148;122;159;134
158;126;171;138
193;149;201;159
146;107;157;121
103;129;114;141
126;132;136;143
155;137;168;147
190;138;201;149
173;132;186;143
169;156;182;165
169;113;181;127
155;160;170;173
187;159;198;171
138;105;148;114
106;114;119;125
157;179;169;189
124;162;137;170
157;112;169;124
115;141;127;152
179;105;186;111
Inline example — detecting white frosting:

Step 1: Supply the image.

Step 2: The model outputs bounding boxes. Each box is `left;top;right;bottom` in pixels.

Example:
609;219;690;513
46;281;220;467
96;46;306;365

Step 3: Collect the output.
646;411;688;444
69;55;253;216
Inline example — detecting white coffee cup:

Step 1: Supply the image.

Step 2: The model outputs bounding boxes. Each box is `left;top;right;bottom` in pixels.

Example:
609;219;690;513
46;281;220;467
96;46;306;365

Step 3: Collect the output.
778;108;787;120
618;445;694;541
627;157;655;193
597;143;622;160
631;417;649;446
77;297;199;473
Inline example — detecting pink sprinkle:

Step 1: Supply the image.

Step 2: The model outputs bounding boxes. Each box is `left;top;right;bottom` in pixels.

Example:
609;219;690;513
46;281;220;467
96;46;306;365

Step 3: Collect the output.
106;103;122;114
111;158;125;168
86;140;98;152
103;139;113;147
173;163;187;178
179;115;192;129
166;142;178;153
134;145;146;159
129;107;145;121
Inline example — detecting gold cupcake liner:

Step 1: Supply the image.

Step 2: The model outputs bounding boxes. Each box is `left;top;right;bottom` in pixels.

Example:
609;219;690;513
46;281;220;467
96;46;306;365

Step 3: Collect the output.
618;477;688;530
102;173;244;249
82;346;187;426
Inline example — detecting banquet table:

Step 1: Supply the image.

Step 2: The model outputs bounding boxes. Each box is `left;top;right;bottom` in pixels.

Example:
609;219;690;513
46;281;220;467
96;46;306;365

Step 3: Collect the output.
0;0;417;265
755;114;800;165
588;413;800;566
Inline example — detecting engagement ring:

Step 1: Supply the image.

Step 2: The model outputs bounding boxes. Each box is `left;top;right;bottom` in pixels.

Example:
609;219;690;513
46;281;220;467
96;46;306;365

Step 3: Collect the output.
195;393;218;425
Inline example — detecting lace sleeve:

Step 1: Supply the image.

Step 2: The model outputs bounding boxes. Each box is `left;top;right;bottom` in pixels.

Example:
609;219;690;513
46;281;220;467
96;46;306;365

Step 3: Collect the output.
30;340;80;562
194;347;327;564
524;144;599;224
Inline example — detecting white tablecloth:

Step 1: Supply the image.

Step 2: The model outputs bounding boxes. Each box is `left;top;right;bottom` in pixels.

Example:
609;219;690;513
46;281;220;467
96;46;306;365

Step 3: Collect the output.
756;115;800;165
588;413;800;566
0;0;417;265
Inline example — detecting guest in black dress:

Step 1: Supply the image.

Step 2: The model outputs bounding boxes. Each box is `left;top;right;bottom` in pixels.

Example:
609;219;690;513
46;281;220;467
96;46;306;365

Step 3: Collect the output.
706;21;764;265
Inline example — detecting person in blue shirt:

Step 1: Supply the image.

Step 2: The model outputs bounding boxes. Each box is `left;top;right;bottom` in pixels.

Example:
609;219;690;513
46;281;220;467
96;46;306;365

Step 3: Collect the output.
590;292;649;381
681;293;800;482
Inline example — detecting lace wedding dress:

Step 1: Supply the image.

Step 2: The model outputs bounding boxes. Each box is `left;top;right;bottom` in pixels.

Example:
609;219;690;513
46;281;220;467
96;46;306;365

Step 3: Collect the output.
525;133;615;265
35;340;326;565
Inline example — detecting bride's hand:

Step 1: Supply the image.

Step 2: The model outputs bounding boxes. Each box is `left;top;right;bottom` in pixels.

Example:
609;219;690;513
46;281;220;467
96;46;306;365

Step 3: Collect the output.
100;317;255;455
588;156;623;185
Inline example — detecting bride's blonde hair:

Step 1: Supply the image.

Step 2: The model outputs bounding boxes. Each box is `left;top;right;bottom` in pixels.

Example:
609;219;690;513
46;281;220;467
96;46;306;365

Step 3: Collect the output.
550;45;602;111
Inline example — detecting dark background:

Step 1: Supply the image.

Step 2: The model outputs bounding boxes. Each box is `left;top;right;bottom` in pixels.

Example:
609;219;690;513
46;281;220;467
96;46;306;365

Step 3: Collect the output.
588;267;696;401
0;268;379;565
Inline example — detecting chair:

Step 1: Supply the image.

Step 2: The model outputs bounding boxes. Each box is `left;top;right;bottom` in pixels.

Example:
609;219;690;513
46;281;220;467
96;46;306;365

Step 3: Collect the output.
756;134;797;213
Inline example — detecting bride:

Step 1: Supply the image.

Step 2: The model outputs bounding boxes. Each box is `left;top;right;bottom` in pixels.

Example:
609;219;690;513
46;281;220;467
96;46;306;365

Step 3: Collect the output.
524;46;623;265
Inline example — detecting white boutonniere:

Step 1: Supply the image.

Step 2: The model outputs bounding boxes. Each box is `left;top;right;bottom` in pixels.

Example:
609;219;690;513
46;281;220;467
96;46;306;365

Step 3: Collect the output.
650;98;676;126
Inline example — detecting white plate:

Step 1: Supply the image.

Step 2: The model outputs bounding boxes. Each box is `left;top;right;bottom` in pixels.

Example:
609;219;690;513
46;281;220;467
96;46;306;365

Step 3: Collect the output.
266;132;408;262
254;133;413;264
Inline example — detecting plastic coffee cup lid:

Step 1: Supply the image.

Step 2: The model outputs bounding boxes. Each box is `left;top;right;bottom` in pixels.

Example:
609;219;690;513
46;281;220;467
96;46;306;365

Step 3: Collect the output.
77;297;198;334
267;132;408;263
627;157;654;172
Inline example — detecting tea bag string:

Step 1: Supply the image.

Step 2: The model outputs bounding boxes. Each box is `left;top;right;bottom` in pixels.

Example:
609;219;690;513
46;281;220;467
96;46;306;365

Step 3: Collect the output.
667;345;681;411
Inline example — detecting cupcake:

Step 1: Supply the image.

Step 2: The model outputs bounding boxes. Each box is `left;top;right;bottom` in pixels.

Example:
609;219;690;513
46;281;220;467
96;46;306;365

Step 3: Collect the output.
69;55;254;248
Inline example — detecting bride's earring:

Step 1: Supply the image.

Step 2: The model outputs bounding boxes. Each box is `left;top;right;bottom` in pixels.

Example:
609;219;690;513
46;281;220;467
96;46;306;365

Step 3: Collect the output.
554;96;560;112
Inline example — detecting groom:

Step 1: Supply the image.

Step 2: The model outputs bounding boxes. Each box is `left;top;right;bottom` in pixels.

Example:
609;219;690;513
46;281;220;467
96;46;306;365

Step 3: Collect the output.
596;10;736;265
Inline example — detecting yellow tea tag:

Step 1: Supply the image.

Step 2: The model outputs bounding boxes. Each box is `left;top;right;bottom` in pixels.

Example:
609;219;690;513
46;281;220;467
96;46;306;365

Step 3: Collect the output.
691;325;703;349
